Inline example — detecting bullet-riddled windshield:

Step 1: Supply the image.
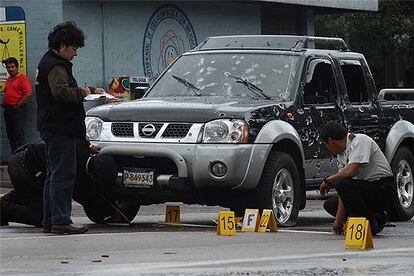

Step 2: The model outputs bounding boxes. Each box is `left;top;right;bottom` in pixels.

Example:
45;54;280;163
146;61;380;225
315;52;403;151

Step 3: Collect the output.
147;52;301;101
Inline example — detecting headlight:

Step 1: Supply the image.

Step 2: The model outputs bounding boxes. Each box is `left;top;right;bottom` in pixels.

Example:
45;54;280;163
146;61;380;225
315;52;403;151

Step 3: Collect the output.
85;117;103;140
202;119;248;143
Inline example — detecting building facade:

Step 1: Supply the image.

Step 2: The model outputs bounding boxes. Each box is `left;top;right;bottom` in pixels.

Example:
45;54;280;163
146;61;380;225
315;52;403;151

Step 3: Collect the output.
0;0;378;162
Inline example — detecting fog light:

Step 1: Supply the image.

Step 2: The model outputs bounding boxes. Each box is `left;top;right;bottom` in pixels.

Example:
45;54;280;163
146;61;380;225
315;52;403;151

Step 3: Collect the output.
210;161;227;177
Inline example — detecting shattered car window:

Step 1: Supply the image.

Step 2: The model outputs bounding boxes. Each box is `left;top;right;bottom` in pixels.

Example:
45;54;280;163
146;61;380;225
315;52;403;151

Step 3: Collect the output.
147;52;300;101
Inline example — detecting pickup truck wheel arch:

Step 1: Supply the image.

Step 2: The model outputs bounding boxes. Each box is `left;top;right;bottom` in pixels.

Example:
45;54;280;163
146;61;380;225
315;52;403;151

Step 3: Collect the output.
389;146;414;221
385;120;414;162
256;151;301;227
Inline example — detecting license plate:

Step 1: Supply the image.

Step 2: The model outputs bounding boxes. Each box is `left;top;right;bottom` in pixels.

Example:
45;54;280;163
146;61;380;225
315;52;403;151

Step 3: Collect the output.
123;168;155;188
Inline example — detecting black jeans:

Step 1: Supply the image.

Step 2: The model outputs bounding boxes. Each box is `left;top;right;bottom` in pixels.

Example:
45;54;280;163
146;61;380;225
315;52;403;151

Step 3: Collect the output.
0;189;43;227
41;131;78;225
3;104;27;153
323;194;340;218
333;177;396;223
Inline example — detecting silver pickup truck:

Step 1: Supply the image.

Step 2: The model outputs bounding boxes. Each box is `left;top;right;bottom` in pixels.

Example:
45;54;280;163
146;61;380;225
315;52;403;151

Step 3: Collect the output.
86;36;414;226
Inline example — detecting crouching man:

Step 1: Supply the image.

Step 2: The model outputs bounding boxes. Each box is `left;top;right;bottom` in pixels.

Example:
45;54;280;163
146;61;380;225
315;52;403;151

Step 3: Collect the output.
0;141;139;231
319;121;396;235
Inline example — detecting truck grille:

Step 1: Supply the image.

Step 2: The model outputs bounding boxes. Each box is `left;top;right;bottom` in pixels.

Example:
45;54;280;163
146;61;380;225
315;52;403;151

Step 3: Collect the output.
162;123;192;138
110;122;194;139
111;123;134;137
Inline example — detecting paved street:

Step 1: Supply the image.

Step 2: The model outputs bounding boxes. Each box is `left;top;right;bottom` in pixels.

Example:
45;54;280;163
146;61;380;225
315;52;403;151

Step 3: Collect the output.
1;193;414;275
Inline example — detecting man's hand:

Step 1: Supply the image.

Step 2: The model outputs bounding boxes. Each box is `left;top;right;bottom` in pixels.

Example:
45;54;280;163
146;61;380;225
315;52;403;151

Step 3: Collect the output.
332;220;344;235
94;87;105;94
89;144;101;154
319;180;330;196
83;87;91;97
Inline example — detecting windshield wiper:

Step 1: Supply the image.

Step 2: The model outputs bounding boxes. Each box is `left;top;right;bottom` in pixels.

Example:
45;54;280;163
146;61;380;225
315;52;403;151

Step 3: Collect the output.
172;75;201;96
226;73;271;100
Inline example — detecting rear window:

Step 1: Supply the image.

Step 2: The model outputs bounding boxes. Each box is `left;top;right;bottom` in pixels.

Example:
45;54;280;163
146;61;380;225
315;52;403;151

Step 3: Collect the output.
339;59;369;103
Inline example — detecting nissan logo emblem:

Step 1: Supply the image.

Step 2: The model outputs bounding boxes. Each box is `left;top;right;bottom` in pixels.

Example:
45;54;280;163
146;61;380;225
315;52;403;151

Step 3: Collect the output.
142;124;156;136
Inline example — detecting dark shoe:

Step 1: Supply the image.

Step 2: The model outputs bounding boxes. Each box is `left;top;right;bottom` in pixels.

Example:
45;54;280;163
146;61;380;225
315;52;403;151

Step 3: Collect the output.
43;225;52;233
377;211;388;232
371;211;388;236
51;224;88;235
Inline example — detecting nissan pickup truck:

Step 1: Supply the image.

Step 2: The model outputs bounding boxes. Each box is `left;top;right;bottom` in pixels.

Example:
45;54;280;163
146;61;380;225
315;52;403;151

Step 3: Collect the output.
85;35;414;226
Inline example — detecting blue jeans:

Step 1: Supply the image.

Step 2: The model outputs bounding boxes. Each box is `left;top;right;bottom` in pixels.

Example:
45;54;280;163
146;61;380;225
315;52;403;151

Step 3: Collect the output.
40;131;77;225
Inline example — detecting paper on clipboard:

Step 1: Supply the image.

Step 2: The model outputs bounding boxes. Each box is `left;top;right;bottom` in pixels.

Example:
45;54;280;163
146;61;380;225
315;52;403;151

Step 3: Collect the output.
84;92;115;101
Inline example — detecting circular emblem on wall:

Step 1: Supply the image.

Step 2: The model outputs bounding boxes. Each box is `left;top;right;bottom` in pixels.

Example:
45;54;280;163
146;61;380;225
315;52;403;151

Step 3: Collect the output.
142;4;198;81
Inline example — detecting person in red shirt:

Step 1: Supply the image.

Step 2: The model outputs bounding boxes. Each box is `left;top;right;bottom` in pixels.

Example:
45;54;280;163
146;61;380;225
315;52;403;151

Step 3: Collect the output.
1;57;32;152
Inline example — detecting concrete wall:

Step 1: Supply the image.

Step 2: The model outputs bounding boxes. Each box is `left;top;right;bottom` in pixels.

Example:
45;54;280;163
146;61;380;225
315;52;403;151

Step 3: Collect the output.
62;1;260;86
0;0;308;163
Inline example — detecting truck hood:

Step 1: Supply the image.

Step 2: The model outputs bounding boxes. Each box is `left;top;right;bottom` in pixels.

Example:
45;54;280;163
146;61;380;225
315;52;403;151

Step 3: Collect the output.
86;96;290;123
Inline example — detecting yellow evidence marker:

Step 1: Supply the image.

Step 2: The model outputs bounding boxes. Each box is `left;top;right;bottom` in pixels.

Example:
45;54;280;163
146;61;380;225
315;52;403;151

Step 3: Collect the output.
257;209;278;233
345;217;373;250
217;211;236;236
241;209;260;232
165;205;180;224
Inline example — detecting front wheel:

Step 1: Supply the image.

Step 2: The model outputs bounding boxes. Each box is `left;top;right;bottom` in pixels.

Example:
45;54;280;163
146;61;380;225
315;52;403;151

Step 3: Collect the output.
389;146;414;221
256;151;301;227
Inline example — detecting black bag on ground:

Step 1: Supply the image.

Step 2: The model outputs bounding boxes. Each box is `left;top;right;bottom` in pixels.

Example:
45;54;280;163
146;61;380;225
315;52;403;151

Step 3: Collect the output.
7;142;46;203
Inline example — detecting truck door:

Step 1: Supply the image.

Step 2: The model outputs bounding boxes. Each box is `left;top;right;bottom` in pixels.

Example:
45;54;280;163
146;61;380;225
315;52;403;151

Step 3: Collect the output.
337;59;385;147
297;58;344;183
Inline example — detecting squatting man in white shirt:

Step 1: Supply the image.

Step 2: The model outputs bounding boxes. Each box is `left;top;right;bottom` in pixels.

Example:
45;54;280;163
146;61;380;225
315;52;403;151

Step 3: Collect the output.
319;121;396;235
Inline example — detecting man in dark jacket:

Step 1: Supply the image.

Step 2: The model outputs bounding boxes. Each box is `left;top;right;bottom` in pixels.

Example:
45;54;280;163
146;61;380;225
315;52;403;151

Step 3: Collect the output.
35;21;104;235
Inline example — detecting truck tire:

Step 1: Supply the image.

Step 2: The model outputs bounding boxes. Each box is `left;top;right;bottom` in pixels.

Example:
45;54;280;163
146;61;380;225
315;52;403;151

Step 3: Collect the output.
390;146;414;221
256;151;301;227
84;201;140;224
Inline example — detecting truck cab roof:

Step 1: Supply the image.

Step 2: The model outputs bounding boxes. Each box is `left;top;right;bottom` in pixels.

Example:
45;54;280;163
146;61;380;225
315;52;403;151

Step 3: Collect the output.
192;35;364;59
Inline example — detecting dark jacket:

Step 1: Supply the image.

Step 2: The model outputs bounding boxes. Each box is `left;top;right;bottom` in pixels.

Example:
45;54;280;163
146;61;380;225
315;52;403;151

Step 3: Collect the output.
35;49;86;137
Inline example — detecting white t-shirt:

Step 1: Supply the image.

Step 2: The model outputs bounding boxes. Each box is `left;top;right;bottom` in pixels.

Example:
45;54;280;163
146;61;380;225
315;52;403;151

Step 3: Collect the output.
337;133;393;181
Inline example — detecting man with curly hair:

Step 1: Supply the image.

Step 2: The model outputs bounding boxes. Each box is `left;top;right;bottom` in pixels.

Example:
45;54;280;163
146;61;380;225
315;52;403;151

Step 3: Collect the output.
35;21;103;235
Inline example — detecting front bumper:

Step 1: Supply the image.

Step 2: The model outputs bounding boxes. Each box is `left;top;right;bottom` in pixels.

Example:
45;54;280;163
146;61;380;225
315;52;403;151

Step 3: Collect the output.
97;141;270;191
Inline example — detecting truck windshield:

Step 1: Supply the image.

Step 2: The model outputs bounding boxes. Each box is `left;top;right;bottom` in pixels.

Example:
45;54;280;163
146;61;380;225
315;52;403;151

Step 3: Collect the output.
146;52;300;101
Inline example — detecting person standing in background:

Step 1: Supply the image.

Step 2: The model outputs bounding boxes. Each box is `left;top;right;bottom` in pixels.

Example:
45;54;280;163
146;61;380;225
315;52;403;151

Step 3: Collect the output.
35;21;104;235
1;57;32;153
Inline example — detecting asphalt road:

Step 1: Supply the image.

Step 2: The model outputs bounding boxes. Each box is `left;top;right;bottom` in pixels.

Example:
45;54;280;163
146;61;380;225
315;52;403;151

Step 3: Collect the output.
1;195;414;275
